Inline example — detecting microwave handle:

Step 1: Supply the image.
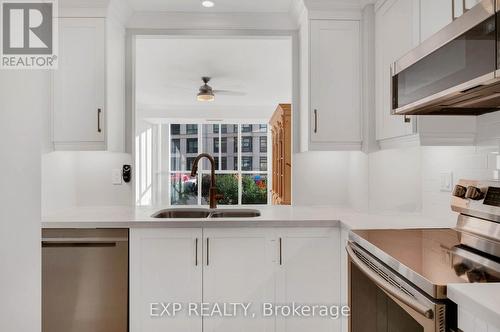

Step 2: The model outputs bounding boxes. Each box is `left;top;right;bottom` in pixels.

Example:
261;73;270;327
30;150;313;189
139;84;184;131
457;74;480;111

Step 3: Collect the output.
346;243;434;320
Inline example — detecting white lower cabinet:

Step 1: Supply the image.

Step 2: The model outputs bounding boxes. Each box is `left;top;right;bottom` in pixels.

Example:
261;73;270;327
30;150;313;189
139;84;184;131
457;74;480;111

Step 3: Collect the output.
202;228;276;332
275;227;340;332
130;227;340;332
130;228;203;332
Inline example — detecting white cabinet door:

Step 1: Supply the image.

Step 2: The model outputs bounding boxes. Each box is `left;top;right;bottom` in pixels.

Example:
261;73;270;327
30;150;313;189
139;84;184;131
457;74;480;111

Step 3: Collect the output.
309;20;362;149
202;228;276;332
53;18;105;150
130;228;202;332
375;0;418;141
420;0;453;41
276;227;340;332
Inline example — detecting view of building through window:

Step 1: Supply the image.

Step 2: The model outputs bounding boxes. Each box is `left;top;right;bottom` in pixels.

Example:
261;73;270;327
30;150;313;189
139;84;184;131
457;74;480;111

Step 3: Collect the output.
169;123;269;206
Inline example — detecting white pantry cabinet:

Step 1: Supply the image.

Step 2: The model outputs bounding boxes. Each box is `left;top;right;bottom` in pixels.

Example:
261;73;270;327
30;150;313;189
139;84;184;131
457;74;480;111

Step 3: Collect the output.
130;228;203;332
53;18;106;150
308;20;362;151
275;227;340;332
130;227;340;332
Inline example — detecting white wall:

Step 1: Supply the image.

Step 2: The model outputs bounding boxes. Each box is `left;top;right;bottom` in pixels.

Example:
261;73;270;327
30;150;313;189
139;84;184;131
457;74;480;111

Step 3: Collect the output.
42;151;133;213
292;151;351;206
421;145;500;222
0;71;49;332
368;146;422;212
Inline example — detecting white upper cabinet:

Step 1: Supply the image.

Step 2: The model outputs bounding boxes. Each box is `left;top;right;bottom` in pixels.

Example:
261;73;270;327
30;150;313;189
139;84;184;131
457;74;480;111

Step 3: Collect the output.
53;18;106;150
420;0;453;41
375;0;418;142
309;20;362;150
299;16;362;152
374;0;477;147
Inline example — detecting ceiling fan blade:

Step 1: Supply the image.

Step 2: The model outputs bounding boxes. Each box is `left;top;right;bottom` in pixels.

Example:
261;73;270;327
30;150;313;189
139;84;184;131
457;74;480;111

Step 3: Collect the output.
213;90;247;96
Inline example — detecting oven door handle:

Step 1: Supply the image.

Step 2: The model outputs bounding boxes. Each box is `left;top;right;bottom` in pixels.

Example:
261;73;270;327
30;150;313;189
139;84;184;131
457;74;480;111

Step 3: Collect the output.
346;243;434;320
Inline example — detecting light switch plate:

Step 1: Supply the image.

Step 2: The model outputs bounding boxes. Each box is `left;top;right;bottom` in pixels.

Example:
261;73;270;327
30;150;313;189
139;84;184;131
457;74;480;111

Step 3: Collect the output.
440;172;453;192
112;169;122;185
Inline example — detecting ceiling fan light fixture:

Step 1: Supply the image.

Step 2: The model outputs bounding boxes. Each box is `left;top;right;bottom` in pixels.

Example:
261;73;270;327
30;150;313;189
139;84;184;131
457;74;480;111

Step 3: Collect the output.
197;92;215;102
202;0;215;8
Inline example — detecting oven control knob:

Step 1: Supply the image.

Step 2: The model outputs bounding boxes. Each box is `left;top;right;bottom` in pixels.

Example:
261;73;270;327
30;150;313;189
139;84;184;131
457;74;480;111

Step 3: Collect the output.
465;186;484;200
452;185;467;198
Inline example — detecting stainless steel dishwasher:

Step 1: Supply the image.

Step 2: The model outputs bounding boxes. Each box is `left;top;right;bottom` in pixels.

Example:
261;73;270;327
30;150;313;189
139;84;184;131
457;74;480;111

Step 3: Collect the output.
42;229;128;332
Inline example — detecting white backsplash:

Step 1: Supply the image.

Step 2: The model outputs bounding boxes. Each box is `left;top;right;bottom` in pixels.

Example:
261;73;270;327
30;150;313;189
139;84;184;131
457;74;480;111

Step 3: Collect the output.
42;151;133;214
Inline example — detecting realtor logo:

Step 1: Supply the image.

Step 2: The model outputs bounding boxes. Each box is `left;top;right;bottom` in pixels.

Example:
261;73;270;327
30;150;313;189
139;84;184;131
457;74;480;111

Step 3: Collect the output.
1;0;58;69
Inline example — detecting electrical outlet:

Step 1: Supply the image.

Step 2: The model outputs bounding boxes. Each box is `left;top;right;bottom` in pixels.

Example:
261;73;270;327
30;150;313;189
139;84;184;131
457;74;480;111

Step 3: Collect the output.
112;169;122;185
440;172;453;192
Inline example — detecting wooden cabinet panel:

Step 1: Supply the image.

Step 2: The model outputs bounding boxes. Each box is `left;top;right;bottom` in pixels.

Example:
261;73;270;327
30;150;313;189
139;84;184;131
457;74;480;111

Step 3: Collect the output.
270;104;291;205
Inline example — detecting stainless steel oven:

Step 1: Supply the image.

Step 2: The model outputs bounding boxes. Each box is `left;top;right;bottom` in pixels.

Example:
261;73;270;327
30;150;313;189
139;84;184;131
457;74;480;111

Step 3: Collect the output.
347;179;500;332
347;241;451;332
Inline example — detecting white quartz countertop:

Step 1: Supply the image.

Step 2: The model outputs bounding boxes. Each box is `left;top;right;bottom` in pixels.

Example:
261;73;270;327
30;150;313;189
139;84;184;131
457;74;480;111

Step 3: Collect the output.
448;283;500;329
41;205;456;230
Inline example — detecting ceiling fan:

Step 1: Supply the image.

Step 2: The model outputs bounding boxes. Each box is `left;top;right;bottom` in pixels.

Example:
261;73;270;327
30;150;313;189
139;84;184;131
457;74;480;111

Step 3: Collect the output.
197;76;245;102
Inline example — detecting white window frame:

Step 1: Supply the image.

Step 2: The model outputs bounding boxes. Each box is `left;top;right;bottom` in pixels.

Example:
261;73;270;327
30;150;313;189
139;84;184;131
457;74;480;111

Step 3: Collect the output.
166;122;272;207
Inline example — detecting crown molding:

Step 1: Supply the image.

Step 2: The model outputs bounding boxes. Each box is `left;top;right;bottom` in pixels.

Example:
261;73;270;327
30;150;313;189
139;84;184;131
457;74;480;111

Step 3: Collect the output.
127;11;296;30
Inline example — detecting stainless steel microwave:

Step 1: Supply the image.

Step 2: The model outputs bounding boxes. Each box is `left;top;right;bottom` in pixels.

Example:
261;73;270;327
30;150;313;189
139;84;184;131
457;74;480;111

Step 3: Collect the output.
391;0;500;116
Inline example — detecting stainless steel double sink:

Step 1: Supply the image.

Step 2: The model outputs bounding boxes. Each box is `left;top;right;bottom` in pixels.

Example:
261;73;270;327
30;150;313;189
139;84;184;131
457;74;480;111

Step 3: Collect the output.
151;208;261;219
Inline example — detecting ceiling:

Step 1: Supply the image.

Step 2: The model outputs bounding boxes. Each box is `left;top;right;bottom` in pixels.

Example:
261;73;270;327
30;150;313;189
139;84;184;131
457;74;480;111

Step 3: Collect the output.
127;0;294;13
135;37;292;120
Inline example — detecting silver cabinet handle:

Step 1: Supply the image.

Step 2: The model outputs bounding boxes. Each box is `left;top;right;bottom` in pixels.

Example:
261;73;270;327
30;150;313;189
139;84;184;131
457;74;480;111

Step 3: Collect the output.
313;109;318;133
97;108;102;133
206;238;210;266
195;238;198;266
346;243;434;319
279;237;283;265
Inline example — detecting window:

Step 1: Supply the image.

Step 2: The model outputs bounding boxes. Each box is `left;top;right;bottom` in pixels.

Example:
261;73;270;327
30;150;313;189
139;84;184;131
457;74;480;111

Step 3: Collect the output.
187;138;198;153
242;137;253;153
171;124;180;135
221;137;227;153
213;137;219;153
186;124;197;135
260;157;267;171
242;156;253;171
171;139;181;154
168;123;269;206
260;136;267;153
186;157;196;170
